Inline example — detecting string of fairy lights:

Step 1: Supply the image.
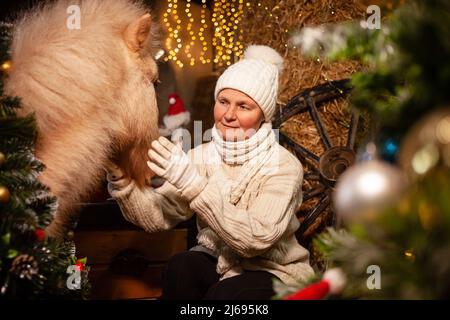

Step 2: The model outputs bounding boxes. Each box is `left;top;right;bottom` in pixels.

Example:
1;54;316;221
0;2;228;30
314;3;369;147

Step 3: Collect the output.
211;0;245;68
163;0;210;68
163;0;286;69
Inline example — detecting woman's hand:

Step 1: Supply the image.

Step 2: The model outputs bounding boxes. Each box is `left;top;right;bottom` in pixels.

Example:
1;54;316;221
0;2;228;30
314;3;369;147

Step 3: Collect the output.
147;136;207;201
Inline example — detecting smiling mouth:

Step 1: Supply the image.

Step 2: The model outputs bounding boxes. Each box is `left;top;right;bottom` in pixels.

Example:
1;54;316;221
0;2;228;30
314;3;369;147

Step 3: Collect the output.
221;123;239;129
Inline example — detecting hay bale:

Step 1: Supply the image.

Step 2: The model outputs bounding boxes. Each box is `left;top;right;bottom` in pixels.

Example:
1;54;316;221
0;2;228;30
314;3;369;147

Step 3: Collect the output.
240;0;365;155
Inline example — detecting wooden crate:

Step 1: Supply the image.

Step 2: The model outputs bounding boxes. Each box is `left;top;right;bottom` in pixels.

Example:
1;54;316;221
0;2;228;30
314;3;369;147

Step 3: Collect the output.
74;201;189;299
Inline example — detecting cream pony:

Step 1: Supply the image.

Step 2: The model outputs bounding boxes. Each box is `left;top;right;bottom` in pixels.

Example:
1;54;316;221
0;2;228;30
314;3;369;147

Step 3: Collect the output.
5;0;160;238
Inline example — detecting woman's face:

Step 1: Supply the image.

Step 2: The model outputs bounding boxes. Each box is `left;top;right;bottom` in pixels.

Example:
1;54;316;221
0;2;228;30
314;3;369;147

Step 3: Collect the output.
214;88;264;141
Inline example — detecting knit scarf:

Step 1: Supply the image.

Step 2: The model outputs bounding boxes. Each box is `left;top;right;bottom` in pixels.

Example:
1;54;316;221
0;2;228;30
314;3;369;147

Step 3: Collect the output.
211;122;277;205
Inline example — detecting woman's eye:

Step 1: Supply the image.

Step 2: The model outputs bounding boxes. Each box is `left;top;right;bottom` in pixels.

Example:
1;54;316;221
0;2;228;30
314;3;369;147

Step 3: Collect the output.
239;105;249;110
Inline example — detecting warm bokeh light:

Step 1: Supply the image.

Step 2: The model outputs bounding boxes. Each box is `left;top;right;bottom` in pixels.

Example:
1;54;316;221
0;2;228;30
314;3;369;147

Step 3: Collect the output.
164;0;209;68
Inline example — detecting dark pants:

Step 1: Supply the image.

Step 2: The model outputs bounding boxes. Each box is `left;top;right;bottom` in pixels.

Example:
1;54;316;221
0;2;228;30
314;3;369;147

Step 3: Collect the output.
160;251;277;300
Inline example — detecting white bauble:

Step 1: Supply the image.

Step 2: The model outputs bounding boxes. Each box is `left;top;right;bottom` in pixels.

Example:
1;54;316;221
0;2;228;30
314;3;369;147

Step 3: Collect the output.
333;160;407;223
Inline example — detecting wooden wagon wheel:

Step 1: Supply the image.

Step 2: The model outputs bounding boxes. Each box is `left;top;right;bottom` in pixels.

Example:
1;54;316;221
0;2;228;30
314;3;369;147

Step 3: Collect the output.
273;79;359;243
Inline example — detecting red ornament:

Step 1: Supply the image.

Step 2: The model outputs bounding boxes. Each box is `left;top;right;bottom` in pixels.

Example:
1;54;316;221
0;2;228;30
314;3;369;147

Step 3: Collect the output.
35;228;46;241
75;260;84;271
283;268;347;300
285;280;330;300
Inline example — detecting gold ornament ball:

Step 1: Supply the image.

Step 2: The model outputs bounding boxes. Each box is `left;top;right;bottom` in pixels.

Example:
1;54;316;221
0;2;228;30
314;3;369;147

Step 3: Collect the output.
333;160;408;223
399;108;450;178
0;152;5;167
0;185;11;204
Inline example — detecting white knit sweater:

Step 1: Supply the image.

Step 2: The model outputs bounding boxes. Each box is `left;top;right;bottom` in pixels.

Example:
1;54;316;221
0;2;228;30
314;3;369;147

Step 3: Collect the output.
108;141;314;286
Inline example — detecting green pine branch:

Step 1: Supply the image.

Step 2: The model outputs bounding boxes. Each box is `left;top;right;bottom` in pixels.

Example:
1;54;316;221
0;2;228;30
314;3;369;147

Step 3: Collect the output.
313;169;450;299
292;0;450;140
0;19;89;299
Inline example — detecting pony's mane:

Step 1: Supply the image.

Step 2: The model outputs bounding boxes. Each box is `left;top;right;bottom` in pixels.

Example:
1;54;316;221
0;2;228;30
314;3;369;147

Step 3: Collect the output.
8;0;159;128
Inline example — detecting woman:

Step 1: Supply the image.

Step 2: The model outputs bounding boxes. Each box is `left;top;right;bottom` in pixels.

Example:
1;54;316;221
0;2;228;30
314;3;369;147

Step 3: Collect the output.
106;45;314;300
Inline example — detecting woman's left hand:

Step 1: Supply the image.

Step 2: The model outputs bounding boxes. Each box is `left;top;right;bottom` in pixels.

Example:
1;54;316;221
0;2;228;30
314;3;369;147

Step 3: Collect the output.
147;136;207;201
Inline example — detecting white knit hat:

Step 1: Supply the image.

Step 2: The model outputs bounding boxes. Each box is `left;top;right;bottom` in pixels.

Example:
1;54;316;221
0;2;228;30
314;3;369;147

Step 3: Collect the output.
214;45;284;122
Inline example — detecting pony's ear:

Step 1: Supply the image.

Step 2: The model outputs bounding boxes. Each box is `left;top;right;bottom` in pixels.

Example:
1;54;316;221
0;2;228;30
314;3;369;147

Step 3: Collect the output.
123;13;152;52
